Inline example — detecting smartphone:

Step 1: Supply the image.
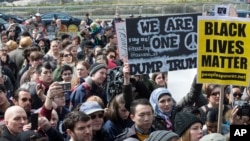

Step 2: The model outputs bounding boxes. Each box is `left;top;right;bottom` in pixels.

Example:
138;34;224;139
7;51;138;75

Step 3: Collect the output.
30;113;38;130
59;82;71;92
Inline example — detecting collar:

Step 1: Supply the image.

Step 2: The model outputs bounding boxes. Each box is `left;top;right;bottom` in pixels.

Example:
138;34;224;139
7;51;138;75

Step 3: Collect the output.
134;125;151;135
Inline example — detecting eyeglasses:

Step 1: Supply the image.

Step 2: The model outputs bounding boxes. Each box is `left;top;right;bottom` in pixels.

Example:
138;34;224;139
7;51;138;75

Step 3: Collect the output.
90;113;104;119
210;91;220;96
9;30;15;32
63;73;72;76
63;54;72;57
233;93;243;97
21;98;33;103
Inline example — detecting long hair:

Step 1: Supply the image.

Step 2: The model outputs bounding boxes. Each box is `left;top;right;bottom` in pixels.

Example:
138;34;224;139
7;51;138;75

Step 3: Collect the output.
179;127;191;141
106;93;126;123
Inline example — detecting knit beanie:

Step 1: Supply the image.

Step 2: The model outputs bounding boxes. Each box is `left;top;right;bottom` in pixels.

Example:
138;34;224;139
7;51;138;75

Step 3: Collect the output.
146;130;179;141
200;133;226;141
89;63;107;76
174;112;203;136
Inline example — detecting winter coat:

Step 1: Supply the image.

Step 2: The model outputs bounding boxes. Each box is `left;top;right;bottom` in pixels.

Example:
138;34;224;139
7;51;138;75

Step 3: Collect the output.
70;77;107;109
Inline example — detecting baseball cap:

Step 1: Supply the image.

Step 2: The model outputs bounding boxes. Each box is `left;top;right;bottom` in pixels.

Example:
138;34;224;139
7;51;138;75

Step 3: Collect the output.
79;101;104;115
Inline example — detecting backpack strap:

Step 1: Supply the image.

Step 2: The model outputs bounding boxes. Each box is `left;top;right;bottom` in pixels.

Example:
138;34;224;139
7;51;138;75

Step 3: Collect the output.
82;82;90;99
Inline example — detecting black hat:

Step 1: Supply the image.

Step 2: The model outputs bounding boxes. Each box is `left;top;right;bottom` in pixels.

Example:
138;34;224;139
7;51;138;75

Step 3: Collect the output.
174;112;203;136
147;130;179;141
89;63;107;76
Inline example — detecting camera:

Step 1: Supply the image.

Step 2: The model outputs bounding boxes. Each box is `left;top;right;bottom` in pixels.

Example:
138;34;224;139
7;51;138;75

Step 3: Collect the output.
59;82;71;92
234;100;250;116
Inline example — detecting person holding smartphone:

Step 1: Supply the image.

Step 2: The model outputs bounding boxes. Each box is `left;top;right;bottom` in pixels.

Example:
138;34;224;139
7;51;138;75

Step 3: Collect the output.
40;82;68;140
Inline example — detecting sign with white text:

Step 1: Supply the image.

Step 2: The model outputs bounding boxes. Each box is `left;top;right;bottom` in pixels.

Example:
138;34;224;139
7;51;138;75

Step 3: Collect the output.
115;22;128;60
126;13;201;75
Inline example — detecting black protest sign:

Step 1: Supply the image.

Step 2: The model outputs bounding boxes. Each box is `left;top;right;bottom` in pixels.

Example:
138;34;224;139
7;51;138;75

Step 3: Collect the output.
126;13;201;75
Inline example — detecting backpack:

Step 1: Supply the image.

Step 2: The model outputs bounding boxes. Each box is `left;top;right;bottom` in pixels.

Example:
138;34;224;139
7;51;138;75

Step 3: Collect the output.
70;82;90;109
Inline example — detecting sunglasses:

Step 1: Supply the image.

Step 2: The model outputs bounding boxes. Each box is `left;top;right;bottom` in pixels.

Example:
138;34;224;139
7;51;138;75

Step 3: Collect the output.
233;93;243;97
90;113;104;119
63;54;72;57
210;91;220;96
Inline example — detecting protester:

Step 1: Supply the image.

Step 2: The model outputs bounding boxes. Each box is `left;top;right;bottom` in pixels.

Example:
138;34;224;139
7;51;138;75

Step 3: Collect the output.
70;62;108;109
79;101;108;141
174;111;203;141
63;111;93;141
1;106;28;140
115;98;155;141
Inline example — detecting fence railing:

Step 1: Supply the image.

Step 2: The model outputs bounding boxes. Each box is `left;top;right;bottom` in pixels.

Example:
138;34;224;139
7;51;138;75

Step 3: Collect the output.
0;1;249;20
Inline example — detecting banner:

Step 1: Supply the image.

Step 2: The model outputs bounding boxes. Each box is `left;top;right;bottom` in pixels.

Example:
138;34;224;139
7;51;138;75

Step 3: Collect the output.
126;13;201;75
197;16;250;86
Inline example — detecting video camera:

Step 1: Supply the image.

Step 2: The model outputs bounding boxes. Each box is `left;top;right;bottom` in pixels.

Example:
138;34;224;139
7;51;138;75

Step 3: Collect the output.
234;100;250;117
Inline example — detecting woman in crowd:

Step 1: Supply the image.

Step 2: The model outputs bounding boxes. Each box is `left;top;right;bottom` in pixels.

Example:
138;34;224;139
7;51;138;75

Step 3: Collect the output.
102;93;134;141
53;50;76;81
224;85;244;105
174;111;203;141
151;72;168;88
199;84;232;124
149;87;174;131
65;44;78;62
43;39;60;71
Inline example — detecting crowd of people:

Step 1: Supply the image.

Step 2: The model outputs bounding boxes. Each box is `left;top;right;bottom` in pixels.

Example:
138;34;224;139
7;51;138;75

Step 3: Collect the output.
0;10;248;141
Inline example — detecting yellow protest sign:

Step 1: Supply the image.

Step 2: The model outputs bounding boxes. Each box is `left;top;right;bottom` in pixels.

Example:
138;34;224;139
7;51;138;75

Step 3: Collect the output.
197;16;250;86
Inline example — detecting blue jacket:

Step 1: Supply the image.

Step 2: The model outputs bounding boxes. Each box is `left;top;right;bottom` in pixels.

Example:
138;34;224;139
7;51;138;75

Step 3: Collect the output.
102;119;134;141
70;77;107;109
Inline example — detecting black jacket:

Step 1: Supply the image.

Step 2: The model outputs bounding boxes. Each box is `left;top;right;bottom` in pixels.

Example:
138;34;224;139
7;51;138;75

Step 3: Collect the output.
1;126;17;141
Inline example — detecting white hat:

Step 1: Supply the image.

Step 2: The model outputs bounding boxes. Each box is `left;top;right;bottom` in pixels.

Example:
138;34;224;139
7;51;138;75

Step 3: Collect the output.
35;13;41;17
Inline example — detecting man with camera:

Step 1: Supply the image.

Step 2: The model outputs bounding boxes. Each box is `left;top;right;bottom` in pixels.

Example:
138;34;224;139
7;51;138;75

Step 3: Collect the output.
230;102;250;125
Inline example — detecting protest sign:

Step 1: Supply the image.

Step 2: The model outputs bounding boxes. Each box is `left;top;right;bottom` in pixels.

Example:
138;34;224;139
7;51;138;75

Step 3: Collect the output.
115;22;127;60
126;13;201;75
197;16;250;86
